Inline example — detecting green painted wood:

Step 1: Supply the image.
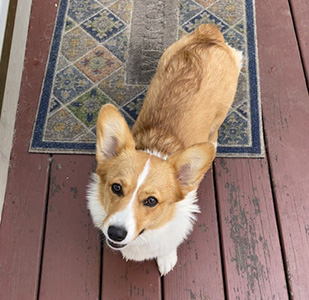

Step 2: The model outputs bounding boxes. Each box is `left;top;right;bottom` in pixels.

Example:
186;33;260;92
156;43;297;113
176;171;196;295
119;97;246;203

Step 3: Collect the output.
214;158;288;299
256;0;309;298
163;171;224;300
38;155;101;300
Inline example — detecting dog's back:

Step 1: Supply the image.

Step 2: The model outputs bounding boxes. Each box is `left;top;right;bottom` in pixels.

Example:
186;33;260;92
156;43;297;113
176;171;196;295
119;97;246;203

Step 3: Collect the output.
132;24;242;151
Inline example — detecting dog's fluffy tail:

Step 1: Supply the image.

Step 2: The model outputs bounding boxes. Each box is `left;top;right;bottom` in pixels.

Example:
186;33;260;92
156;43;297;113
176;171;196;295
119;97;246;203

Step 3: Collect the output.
195;24;243;72
163;24;224;75
149;24;242;112
192;23;225;43
156;25;227;103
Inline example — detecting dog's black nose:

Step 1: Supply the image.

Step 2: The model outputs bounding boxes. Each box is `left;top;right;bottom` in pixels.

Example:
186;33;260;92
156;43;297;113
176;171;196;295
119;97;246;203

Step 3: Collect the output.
108;226;127;242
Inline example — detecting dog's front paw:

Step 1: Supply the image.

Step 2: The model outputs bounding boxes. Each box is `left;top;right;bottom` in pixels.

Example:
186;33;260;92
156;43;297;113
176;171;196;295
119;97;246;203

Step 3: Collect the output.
157;250;177;276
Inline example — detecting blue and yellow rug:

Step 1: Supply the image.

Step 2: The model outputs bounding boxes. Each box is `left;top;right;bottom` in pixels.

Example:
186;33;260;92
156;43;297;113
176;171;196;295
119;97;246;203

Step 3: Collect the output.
30;0;264;157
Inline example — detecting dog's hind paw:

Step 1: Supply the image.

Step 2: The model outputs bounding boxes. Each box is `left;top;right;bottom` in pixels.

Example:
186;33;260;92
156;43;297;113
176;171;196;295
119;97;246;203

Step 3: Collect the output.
157;250;177;276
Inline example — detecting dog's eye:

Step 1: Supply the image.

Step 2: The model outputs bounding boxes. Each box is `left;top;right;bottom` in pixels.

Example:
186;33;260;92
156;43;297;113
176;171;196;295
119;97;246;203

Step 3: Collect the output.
143;197;158;207
111;183;123;196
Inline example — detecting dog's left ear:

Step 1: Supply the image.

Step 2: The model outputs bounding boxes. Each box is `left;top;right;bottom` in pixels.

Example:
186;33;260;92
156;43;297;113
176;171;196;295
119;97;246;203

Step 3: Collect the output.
96;104;135;164
167;143;215;195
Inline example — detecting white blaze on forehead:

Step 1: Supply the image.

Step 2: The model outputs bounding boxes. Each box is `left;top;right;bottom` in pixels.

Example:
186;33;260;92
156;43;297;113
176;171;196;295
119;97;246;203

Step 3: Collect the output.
105;157;151;243
131;157;151;202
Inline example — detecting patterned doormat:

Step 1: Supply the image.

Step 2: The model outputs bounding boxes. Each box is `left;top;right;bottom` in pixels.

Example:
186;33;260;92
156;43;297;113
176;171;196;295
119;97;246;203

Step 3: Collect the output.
30;0;264;157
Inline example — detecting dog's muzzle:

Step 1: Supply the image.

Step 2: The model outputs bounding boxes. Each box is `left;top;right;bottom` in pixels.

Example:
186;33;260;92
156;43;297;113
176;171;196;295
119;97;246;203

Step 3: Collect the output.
106;225;128;249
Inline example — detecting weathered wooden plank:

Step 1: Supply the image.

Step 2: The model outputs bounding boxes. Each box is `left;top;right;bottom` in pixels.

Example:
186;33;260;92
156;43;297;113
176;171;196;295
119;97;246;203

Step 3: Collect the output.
0;155;49;300
256;0;309;298
290;0;309;85
38;155;101;300
163;170;224;300
102;247;161;299
214;158;288;299
0;0;59;299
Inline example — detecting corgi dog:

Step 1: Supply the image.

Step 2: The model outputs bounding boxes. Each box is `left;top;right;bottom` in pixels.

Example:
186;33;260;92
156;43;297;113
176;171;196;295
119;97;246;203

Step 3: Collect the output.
87;24;242;275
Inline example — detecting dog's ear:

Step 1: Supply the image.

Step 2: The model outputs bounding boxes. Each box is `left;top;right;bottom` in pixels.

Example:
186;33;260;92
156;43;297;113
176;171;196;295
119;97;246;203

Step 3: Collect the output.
96;104;135;164
167;143;215;195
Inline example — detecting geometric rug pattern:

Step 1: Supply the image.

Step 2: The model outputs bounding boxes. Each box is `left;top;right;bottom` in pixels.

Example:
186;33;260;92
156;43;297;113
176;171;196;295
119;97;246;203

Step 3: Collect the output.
30;0;264;157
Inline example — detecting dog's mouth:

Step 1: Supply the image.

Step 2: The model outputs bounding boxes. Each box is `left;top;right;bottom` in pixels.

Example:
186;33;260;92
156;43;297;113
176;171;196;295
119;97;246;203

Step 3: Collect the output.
106;229;145;250
107;239;127;249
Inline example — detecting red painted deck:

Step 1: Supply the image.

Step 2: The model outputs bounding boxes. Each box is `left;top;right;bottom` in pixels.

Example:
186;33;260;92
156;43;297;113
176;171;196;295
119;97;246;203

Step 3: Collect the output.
1;0;309;299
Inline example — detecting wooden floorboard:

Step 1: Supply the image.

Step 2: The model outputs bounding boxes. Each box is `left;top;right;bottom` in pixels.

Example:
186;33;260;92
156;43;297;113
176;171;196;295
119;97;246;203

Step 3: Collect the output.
0;0;58;299
289;0;309;86
214;158;288;299
102;248;161;299
38;155;101;300
256;0;309;298
163;170;225;300
0;154;49;300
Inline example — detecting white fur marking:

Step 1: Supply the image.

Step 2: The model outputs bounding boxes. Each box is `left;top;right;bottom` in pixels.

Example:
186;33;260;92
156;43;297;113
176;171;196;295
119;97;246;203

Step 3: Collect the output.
105;158;151;244
133;158;151;197
87;173;106;228
157;250;178;276
144;149;168;160
226;43;243;72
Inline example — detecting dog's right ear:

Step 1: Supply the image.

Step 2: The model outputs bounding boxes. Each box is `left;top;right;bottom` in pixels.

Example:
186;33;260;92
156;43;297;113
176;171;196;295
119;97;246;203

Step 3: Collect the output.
96;104;135;164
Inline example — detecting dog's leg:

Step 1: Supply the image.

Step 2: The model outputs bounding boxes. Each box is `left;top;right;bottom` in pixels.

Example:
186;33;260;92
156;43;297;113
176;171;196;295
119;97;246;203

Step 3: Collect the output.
157;250;178;276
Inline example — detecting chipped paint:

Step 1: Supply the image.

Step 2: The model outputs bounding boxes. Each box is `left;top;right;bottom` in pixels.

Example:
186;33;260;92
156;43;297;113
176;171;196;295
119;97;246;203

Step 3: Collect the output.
185;288;196;300
198;223;208;232
186;239;195;250
305;225;309;235
50;176;61;197
70;187;78;199
225;182;265;297
219;158;230;174
252;196;260;215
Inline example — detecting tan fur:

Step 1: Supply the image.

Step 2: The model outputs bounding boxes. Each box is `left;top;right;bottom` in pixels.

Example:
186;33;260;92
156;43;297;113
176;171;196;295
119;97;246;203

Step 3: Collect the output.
132;24;241;150
95;24;241;239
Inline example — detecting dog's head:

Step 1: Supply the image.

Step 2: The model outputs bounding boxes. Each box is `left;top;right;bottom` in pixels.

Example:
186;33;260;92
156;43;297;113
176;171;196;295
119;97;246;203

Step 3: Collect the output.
89;104;215;250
